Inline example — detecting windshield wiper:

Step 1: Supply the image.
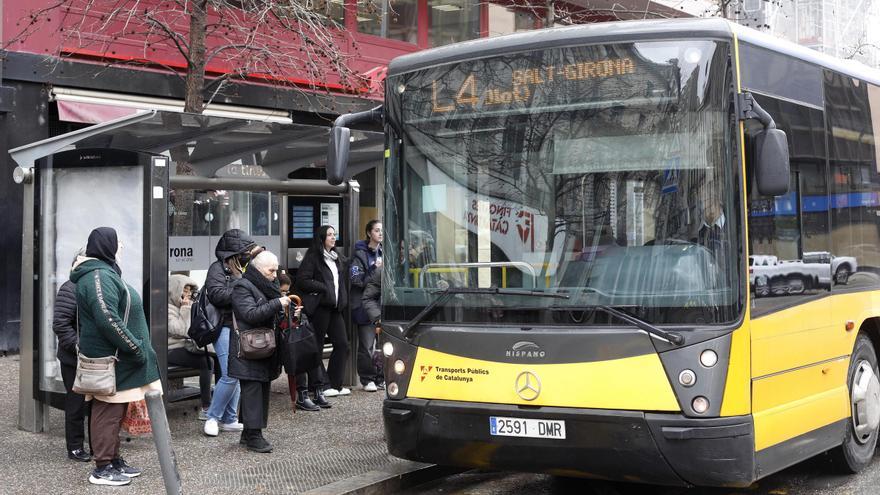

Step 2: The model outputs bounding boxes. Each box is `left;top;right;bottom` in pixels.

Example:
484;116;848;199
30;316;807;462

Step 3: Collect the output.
402;288;569;338
596;305;684;346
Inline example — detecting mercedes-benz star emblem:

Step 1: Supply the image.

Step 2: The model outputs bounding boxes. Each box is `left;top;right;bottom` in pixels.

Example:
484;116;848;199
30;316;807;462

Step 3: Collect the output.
515;371;541;401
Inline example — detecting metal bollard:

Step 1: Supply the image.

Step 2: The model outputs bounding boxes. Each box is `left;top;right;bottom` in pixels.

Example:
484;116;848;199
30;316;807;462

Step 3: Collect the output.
144;390;182;494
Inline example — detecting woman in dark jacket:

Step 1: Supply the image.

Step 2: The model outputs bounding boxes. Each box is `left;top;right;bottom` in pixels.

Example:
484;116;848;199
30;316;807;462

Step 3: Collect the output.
203;229;263;438
53;247;91;462
350;220;383;391
229;251;292;453
295;225;350;402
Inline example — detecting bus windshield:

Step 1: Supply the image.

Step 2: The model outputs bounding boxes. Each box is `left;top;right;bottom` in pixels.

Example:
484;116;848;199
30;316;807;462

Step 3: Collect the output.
383;40;742;326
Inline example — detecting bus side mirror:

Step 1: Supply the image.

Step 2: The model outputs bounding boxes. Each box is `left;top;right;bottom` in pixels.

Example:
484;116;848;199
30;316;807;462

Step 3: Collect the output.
327;126;351;186
326;106;384;186
755;128;790;197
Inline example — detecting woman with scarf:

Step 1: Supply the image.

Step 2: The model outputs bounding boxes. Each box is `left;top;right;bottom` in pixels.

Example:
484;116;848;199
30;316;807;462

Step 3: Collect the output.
70;227;161;486
229;250;293;453
294;225;350;404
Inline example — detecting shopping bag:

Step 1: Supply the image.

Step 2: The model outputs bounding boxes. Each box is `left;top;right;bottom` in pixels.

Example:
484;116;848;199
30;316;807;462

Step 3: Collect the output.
281;313;320;375
121;399;152;435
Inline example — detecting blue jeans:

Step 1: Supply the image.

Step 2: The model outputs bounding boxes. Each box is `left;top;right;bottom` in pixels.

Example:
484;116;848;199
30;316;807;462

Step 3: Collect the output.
205;327;240;424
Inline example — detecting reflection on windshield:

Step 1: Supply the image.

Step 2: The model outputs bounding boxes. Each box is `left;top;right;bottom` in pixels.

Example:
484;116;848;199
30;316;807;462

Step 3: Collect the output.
384;40;741;325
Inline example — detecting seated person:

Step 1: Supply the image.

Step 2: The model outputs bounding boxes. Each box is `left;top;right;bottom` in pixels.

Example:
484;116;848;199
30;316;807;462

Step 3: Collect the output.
168;274;214;418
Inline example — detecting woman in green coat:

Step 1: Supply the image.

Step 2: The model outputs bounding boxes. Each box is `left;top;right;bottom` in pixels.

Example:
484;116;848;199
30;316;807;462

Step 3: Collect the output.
71;227;161;486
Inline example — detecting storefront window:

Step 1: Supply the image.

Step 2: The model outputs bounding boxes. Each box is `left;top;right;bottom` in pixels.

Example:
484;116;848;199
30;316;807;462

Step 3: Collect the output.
429;0;481;47
358;0;418;43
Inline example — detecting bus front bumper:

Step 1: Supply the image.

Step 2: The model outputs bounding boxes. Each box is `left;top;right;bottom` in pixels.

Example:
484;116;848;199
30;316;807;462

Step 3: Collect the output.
383;398;755;488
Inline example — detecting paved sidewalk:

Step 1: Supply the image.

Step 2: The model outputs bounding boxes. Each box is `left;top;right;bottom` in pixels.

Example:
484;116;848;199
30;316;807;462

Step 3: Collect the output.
0;355;398;494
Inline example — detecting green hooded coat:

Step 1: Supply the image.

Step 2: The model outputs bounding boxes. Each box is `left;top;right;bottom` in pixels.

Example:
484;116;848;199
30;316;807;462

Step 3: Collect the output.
70;259;160;392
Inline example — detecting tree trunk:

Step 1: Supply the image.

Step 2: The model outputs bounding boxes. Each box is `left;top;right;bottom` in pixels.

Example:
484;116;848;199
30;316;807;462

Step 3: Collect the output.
545;1;555;28
184;0;208;113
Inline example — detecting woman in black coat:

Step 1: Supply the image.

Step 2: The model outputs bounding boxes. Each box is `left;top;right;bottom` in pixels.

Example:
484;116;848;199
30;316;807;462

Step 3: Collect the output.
52;247;91;462
294;225;350;403
229;250;292;453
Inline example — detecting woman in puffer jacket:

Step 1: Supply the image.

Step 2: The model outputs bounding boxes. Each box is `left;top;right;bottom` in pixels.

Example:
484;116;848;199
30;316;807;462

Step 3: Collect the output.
167;274;213;417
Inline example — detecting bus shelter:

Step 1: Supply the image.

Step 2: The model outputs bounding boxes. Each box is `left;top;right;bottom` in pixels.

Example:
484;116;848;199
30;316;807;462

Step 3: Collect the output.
10;110;381;432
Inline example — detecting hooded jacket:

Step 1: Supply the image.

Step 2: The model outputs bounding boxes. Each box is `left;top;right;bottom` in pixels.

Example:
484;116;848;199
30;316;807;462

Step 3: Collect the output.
350;240;382;325
70;258;160;392
361;267;382;325
168;274;199;351
205;229;257;326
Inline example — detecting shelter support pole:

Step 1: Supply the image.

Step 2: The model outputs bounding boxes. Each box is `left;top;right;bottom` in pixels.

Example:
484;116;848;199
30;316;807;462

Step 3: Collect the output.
18;173;46;432
345;180;361;387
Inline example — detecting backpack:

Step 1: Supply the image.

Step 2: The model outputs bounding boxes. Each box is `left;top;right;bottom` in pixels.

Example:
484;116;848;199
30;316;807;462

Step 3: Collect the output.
187;288;222;347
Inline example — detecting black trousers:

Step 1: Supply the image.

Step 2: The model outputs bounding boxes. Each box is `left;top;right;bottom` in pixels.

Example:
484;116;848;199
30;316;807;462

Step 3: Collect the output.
310;309;349;390
60;362;91;452
167;348;213;408
239;380;270;430
356;324;382;385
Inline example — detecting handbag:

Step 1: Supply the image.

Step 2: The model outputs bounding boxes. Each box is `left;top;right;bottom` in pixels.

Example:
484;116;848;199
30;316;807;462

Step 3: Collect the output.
233;312;276;360
121;399;152;435
280;296;320;375
72;285;131;396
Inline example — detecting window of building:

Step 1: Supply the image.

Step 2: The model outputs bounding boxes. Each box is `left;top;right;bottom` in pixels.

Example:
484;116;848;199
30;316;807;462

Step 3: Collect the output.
358;0;418;43
304;0;345;25
429;0;481;47
487;4;537;37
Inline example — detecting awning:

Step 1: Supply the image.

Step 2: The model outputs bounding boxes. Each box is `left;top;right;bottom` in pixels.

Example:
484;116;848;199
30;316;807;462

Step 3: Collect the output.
52;87;293;124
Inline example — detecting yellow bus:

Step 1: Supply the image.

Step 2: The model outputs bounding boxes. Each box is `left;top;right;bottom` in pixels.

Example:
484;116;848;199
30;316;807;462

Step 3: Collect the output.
328;18;880;487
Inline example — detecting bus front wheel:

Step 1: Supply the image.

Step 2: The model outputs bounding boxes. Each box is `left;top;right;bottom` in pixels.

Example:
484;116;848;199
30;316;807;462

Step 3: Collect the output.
832;333;880;473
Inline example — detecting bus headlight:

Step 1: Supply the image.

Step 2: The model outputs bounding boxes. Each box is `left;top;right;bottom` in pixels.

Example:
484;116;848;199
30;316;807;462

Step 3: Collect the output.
700;350;718;368
692;396;710;414
387;382;399;397
393;359;406;375
678;369;697;387
383;341;395;357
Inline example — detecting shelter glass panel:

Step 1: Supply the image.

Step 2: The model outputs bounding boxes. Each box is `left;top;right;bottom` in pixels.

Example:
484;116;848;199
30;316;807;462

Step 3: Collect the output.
39;165;144;393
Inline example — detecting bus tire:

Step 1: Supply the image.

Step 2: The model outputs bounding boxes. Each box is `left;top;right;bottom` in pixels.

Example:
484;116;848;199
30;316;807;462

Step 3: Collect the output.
831;333;880;473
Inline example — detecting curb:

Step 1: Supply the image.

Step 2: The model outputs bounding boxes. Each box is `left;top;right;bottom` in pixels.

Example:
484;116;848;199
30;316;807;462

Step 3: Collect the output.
301;461;464;495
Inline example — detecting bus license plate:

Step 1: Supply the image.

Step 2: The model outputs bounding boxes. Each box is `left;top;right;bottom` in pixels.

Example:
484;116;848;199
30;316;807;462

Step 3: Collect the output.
489;416;566;440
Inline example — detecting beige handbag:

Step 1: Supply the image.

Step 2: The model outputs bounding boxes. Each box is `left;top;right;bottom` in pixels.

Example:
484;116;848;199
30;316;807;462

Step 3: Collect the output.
72;285;131;396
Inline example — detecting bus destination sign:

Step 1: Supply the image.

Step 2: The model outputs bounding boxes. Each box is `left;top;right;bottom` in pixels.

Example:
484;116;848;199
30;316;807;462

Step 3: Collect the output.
430;57;638;114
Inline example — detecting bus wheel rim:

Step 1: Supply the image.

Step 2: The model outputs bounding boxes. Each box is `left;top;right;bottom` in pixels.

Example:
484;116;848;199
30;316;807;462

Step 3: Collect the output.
851;360;880;444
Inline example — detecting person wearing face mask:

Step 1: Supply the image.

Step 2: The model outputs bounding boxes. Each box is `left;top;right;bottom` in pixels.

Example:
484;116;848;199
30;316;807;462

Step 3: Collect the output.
71;227;161;486
294;225;350;403
203;229;263;438
228;251;295;453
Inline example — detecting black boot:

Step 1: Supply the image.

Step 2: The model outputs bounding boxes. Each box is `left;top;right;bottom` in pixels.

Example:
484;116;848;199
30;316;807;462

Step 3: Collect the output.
296;390;321;412
313;390;332;409
246;429;273;453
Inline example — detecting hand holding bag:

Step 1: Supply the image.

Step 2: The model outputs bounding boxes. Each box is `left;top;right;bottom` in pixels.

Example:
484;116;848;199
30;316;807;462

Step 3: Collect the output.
72;285;131;396
233;312;276;360
280;295;320;375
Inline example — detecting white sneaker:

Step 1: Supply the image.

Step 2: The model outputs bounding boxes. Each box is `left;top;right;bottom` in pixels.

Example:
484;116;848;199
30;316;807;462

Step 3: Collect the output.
204;418;219;437
220;421;244;432
338;387;351;396
363;382;377;392
323;388;339;397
